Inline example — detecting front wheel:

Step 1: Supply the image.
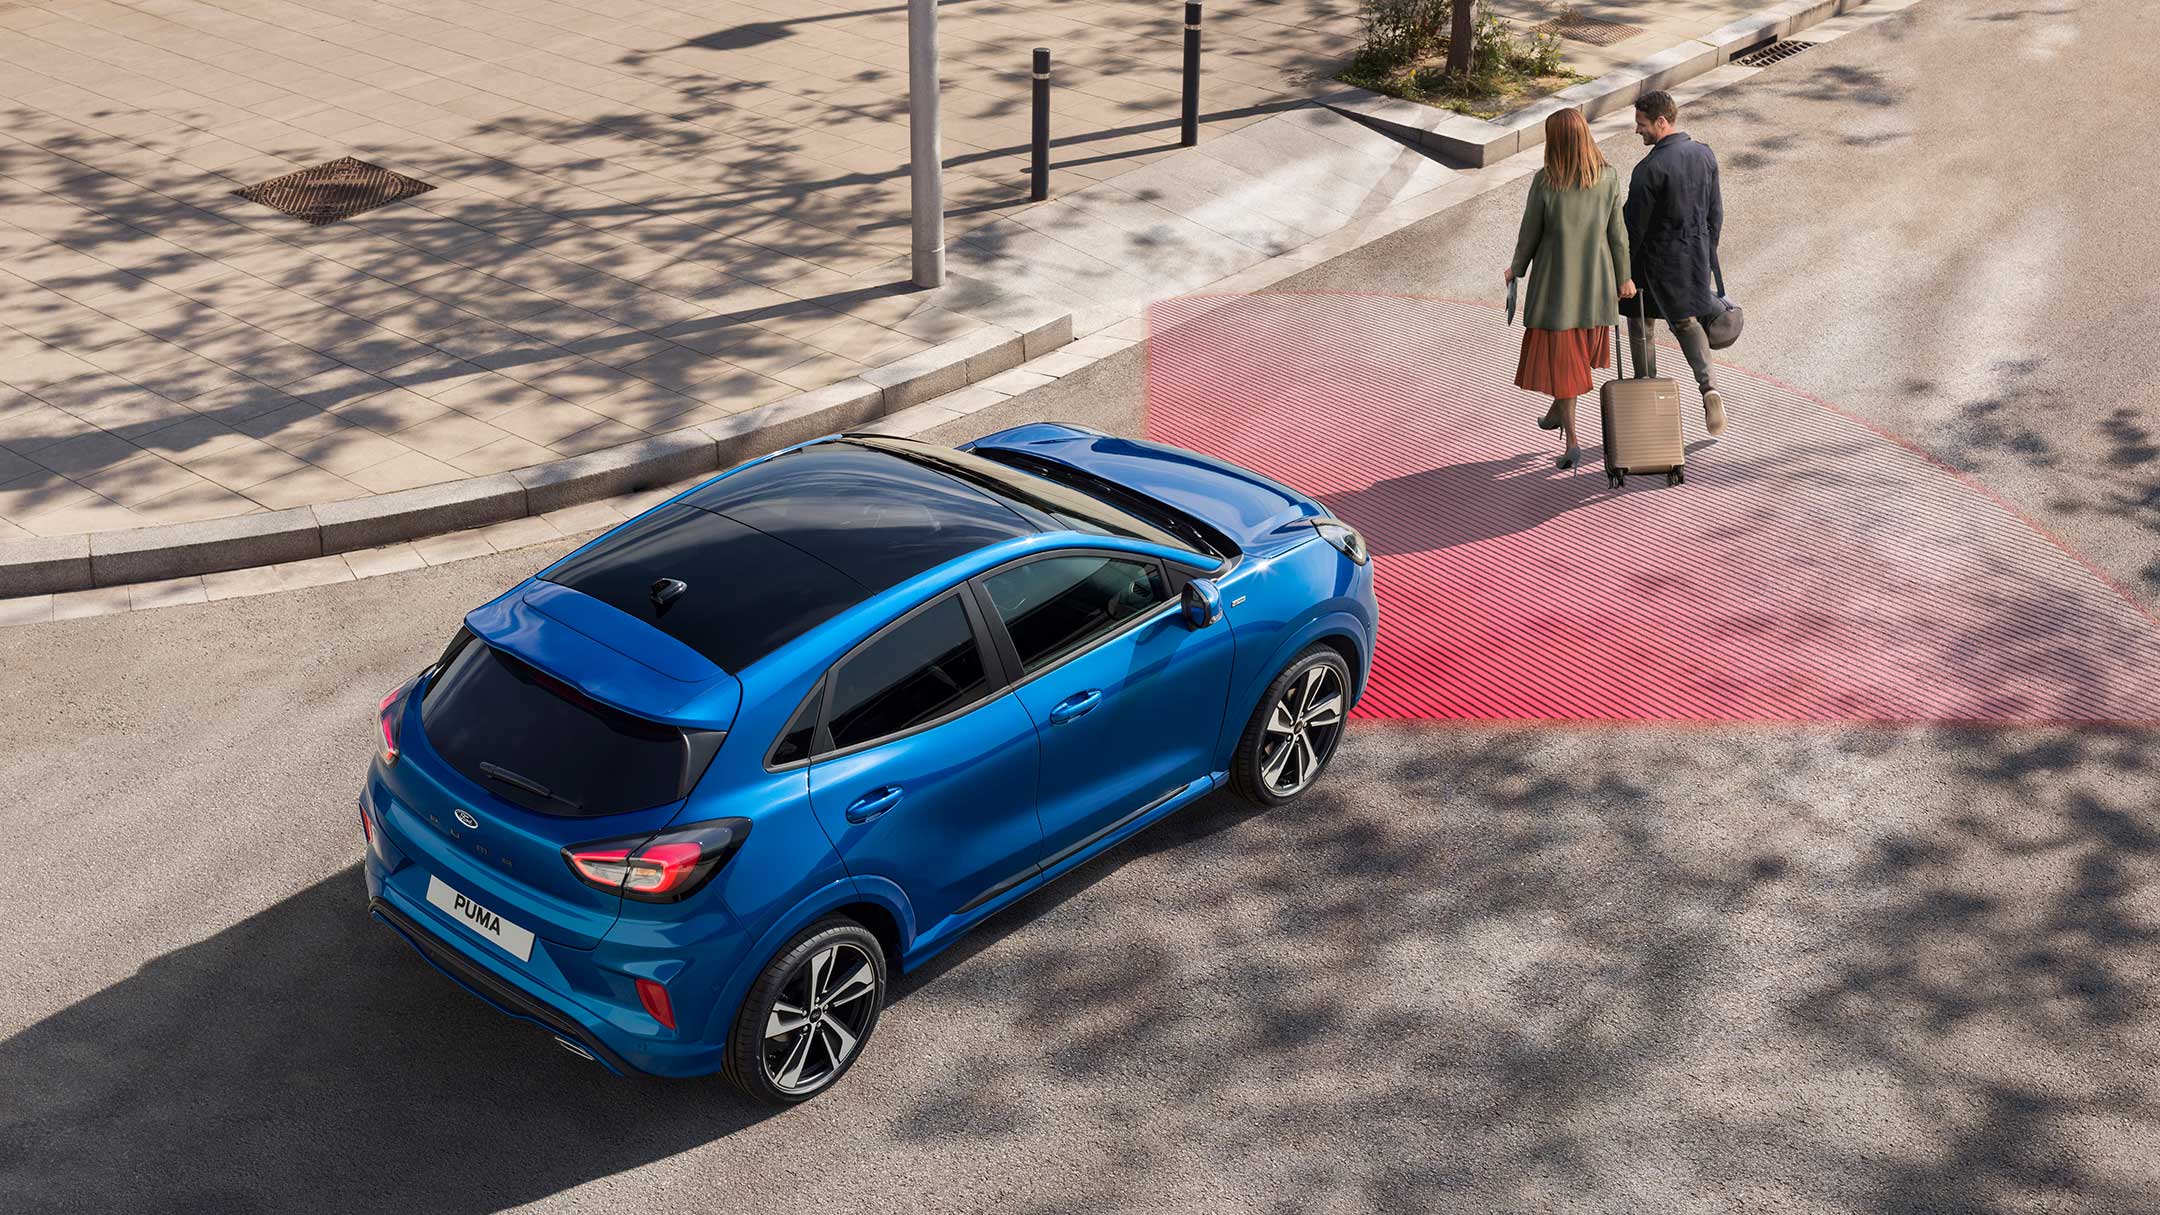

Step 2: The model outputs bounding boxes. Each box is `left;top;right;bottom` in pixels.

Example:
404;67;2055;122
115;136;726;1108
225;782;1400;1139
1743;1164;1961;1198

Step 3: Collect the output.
1229;646;1353;807
724;916;887;1105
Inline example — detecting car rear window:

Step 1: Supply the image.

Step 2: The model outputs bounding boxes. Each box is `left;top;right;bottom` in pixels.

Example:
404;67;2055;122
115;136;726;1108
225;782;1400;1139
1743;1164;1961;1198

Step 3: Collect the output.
420;637;699;817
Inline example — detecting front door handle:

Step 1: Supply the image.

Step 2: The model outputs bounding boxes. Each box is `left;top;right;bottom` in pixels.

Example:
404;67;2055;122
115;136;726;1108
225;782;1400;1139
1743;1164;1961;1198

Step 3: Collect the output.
844;786;903;824
1047;689;1103;725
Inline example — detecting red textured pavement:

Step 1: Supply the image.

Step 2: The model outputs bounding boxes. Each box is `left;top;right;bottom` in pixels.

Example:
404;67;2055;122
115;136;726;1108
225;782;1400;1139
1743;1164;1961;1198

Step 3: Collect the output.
1143;293;2160;725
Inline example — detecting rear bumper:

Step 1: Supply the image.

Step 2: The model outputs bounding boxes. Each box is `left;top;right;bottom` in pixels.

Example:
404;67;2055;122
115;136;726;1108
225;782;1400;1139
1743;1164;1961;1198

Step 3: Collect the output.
369;895;637;1075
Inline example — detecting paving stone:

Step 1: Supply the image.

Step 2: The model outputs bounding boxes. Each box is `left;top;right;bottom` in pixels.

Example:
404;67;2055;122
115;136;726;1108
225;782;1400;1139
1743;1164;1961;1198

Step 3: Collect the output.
88;507;320;586
974;368;1058;397
0;594;55;627
314;472;526;553
861;402;963;437
49;585;134;621
76;454;219;510
516;428;719;514
413;528;497;566
246;466;367;510
450;435;559;476
182;439;313;491
273;554;359;591
0;534;92;596
127;576;209;610
475;515;562;552
130;480;262;524
346;449;464;494
541;499;628;538
341;542;426;579
24;429;145;480
201;564;293;601
933;385;1015;416
134;414;252;463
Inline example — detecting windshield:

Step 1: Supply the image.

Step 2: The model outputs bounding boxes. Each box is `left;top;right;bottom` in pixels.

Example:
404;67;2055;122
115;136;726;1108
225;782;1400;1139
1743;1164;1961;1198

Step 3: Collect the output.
851;436;1224;559
965;447;1230;559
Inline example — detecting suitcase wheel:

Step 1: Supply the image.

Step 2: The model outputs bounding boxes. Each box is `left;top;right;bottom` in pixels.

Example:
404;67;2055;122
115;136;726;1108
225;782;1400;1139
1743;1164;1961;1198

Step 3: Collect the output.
1666;469;1683;487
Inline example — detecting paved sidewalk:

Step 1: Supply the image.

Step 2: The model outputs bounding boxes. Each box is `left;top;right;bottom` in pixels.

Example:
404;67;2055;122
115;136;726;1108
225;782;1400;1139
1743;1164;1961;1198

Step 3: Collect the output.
0;0;1812;553
0;0;1360;540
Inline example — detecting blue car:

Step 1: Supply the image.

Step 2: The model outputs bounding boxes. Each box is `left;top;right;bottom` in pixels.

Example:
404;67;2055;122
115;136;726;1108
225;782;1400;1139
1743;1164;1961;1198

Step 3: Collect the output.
361;423;1375;1103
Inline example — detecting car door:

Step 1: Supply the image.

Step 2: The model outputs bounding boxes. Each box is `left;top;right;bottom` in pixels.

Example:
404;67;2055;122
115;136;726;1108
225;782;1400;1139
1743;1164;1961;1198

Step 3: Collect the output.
804;589;1043;938
974;550;1236;864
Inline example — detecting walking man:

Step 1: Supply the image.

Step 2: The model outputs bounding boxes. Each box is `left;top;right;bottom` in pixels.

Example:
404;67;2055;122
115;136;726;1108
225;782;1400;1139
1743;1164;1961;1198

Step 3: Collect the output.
1624;90;1727;436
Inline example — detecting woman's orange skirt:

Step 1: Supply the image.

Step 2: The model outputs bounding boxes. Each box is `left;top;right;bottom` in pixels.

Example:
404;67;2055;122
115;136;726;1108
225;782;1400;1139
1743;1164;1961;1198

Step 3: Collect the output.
1514;326;1611;399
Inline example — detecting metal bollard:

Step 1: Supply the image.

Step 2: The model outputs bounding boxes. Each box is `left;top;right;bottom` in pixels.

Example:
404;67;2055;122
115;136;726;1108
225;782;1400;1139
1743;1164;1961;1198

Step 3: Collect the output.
1031;47;1050;202
1181;2;1201;147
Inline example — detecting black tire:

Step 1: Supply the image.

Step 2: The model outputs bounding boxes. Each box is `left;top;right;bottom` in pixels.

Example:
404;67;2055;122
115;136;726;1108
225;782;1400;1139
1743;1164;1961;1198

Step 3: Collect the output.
723;915;887;1106
1229;645;1354;807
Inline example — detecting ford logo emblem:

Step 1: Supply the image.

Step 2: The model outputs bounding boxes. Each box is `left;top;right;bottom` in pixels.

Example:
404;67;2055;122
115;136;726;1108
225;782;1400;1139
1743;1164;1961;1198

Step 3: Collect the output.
454;808;480;830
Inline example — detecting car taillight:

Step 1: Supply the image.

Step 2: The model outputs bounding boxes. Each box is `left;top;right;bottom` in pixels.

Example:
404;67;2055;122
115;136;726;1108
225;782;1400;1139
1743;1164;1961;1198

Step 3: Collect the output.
377;686;405;765
562;818;752;903
360;800;373;844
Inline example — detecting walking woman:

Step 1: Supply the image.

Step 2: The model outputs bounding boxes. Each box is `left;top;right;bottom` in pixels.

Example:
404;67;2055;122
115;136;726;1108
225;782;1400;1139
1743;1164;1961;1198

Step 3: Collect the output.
1503;107;1635;469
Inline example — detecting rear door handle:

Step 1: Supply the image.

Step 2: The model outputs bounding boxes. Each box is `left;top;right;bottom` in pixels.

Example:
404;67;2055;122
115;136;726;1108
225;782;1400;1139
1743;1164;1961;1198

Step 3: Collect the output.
844;786;903;824
1047;689;1103;725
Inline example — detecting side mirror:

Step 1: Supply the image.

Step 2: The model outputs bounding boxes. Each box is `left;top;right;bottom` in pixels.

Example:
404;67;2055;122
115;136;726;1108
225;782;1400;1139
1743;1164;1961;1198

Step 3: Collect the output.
1181;579;1224;629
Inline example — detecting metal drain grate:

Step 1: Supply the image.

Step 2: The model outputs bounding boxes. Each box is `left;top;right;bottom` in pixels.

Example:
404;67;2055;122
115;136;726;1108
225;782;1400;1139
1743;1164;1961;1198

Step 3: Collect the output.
232;157;435;225
1527;14;1644;46
1732;38;1817;67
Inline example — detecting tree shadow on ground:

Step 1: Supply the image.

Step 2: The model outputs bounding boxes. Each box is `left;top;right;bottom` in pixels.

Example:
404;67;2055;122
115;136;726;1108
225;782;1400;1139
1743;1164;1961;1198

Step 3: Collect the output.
877;720;2160;1212
2;724;2155;1212
0;866;776;1215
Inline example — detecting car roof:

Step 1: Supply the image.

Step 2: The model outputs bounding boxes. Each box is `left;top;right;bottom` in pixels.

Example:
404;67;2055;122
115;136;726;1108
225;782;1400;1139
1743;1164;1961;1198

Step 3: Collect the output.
540;440;1044;673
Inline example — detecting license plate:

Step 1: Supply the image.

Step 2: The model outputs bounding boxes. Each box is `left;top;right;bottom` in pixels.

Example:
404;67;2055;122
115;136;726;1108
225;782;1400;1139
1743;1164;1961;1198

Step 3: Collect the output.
425;875;535;962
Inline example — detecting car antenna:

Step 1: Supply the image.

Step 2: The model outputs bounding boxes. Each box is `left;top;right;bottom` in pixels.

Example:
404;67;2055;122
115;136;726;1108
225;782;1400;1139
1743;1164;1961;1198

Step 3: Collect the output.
650;577;688;615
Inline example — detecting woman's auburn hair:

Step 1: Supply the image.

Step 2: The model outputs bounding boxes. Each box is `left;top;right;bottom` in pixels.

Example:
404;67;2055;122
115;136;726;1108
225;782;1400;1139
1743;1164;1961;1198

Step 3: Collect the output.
1541;107;1607;191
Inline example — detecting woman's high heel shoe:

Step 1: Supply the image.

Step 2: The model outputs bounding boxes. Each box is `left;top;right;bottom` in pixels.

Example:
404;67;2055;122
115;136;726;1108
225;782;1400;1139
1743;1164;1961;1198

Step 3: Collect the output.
1536;406;1563;430
1556;445;1581;470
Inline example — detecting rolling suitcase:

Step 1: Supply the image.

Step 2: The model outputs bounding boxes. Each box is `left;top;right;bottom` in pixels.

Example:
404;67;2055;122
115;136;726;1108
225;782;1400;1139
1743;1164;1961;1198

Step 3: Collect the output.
1600;296;1687;489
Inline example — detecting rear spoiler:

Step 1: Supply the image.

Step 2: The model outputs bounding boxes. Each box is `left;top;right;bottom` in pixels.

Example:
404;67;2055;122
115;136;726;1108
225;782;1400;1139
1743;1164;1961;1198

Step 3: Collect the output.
462;581;741;731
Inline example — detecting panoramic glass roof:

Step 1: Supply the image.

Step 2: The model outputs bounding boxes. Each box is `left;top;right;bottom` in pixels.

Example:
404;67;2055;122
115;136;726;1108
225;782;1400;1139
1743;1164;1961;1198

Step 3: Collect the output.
541;442;1039;671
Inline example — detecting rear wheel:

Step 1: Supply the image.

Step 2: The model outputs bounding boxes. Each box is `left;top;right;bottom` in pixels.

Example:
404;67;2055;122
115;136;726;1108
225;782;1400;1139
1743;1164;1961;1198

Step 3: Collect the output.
1229;646;1352;807
725;916;886;1105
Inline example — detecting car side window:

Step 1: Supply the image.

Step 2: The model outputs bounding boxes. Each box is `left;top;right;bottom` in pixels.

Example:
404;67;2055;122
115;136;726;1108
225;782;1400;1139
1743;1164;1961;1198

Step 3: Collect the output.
983;555;1169;674
768;682;822;767
825;594;991;751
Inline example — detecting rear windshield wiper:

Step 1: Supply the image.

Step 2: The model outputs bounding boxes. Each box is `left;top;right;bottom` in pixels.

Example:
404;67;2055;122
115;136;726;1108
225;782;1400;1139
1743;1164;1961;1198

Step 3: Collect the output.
479;761;583;811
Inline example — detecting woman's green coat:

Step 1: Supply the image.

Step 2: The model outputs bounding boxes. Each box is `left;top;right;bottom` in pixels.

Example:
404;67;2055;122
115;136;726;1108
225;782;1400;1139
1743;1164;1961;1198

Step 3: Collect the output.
1509;166;1631;332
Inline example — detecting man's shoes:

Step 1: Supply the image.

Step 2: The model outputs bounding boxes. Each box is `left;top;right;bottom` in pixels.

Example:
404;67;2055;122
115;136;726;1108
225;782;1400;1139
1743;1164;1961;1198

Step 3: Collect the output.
1703;388;1727;436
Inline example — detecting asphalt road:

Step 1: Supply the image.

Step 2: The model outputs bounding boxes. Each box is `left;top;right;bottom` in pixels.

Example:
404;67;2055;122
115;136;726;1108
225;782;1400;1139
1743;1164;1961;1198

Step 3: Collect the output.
3;4;2156;1213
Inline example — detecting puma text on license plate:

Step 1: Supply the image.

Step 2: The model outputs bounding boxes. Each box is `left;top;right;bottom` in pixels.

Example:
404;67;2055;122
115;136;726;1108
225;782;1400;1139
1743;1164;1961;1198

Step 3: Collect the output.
425;875;535;962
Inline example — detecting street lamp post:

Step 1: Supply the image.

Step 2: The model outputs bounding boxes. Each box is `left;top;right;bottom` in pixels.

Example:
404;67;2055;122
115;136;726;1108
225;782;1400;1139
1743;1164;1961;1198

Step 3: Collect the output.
909;0;944;288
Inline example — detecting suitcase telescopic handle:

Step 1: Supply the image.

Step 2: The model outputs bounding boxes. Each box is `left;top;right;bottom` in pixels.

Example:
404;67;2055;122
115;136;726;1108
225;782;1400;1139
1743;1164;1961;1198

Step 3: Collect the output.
1616;278;1669;381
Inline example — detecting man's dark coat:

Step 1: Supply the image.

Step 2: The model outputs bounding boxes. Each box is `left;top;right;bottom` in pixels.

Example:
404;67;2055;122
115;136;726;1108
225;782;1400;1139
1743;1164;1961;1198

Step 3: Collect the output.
1621;132;1723;321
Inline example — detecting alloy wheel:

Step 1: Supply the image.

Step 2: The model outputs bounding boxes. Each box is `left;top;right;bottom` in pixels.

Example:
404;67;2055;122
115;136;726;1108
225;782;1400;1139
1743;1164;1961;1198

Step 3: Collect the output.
762;941;880;1096
1258;663;1346;797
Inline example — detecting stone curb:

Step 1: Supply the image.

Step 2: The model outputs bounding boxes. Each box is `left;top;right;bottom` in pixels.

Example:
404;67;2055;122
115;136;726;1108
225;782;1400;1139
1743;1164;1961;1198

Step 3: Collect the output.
1321;0;1875;168
0;302;1072;597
